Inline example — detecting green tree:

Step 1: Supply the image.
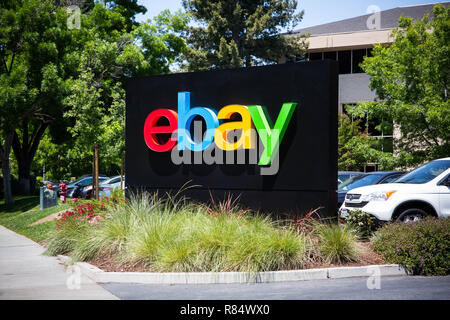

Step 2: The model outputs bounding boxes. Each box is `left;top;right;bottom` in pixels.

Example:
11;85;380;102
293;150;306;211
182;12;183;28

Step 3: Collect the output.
66;0;147;30
134;9;189;75
182;0;308;71
1;1;188;201
2;0;125;197
338;115;367;171
32;8;188;182
338;114;386;171
0;0;67;203
338;114;404;171
349;4;450;166
104;0;147;31
62;32;144;178
26;1;136;183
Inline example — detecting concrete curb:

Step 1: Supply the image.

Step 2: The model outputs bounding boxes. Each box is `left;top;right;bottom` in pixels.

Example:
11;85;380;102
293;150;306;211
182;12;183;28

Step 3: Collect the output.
57;255;408;285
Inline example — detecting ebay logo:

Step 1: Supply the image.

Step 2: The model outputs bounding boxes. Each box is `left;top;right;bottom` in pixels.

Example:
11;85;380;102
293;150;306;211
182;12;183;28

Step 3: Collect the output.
143;92;297;166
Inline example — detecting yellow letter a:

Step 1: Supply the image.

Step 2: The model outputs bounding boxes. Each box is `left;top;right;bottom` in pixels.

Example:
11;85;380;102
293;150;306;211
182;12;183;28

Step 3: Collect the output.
214;105;255;151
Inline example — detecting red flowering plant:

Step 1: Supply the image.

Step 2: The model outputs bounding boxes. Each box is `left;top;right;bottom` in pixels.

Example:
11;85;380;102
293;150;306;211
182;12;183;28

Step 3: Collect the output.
56;190;126;230
56;200;105;230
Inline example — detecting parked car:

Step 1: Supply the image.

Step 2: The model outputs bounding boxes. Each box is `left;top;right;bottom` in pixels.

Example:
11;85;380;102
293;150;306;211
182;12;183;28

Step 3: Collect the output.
339;158;450;223
99;175;125;198
82;175;125;199
66;175;109;198
337;171;406;207
338;171;363;185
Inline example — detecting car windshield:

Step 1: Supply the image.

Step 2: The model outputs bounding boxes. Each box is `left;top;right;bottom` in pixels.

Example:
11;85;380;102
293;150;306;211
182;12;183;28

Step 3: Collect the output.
79;177;109;187
338;174;383;191
380;174;402;184
78;178;92;187
102;177;121;185
395;160;450;184
338;174;351;183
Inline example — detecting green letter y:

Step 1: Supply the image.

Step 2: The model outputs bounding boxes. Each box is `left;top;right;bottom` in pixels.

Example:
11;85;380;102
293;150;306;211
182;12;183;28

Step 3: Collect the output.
248;103;297;165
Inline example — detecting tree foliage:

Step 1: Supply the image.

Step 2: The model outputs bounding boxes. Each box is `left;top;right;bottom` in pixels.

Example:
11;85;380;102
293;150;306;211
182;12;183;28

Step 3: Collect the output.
338;114;408;171
349;4;450;166
1;0;188;200
134;9;189;74
35;6;187;181
104;0;147;31
182;0;308;70
0;0;70;202
338;114;382;171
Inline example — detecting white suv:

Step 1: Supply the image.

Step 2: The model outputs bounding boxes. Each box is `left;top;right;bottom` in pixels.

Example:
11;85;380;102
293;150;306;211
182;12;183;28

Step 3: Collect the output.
339;158;450;223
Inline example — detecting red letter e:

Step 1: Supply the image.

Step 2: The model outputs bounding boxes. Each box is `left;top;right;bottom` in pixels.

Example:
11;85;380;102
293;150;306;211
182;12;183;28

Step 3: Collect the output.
143;109;178;152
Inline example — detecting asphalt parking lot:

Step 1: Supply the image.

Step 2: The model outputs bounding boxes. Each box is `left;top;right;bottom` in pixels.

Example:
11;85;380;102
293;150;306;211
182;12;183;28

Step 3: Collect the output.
101;275;450;300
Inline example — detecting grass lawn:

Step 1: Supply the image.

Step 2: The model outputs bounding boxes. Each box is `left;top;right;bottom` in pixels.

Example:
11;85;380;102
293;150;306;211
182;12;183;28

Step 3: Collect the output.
0;196;70;242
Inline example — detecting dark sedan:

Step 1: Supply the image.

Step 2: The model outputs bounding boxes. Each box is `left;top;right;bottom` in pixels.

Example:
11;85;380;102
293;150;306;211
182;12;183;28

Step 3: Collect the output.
66;175;109;198
337;171;407;207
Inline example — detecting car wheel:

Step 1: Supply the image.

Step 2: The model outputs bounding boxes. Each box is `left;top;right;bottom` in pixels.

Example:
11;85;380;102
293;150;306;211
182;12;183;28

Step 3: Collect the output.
396;208;428;223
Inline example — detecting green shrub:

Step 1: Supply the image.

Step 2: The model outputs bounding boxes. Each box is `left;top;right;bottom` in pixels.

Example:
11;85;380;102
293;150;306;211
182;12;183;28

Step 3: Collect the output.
219;216;306;273
46;191;307;273
372;218;450;275
70;205;134;262
316;223;359;264
71;192;169;263
44;217;90;256
344;210;377;240
129;209;307;273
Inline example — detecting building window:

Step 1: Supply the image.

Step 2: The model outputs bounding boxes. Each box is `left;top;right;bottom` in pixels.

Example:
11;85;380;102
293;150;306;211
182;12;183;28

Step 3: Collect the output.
324;51;337;60
286;55;307;63
338;50;351;74
342;103;365;131
305;48;372;74
309;52;323;60
368;116;394;153
342;104;394;153
352;49;366;73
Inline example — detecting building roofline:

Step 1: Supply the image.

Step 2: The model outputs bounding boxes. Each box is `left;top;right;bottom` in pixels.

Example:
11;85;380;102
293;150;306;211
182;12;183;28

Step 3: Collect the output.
288;27;395;38
399;2;446;8
289;2;449;36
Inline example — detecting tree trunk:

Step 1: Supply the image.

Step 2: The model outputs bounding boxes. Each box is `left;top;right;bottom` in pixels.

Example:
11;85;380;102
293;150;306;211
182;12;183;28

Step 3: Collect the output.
1;131;15;204
17;157;31;195
12;121;48;195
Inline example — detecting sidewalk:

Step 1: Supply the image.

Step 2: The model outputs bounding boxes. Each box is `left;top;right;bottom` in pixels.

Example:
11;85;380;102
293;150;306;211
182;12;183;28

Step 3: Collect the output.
0;225;117;300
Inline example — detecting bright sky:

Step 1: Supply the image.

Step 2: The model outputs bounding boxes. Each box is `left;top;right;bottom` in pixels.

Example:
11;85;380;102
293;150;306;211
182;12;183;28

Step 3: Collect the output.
136;0;448;29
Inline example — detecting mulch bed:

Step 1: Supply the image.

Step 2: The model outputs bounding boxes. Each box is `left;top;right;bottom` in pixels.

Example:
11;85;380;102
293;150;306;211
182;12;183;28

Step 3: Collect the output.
89;256;150;272
304;241;385;269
